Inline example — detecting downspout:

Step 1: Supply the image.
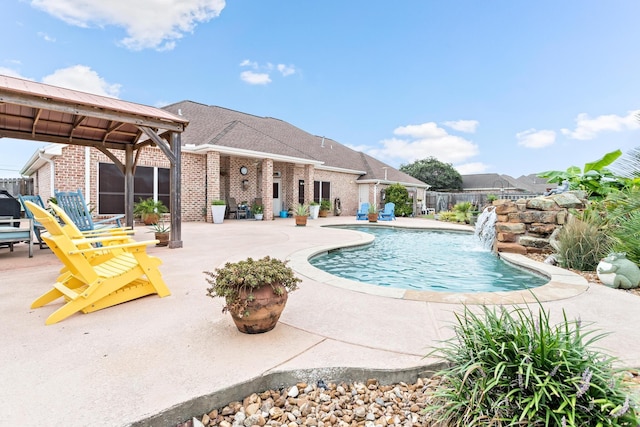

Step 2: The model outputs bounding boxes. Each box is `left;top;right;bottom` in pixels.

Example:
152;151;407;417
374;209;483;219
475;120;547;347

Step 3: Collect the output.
38;149;55;197
373;181;380;207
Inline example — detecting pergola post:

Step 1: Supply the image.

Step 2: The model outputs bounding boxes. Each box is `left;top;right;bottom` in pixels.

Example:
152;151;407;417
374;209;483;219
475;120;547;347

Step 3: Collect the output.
169;132;182;248
124;145;135;227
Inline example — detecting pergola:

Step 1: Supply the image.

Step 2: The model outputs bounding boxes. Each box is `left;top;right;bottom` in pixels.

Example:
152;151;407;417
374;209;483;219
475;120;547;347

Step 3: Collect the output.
0;75;189;248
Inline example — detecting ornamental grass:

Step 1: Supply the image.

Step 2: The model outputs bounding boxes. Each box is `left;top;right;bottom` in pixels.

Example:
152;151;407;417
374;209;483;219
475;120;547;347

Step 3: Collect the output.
425;304;638;426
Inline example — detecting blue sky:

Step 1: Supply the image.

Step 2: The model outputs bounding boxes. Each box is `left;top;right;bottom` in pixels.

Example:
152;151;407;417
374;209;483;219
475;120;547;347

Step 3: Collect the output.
1;1;639;178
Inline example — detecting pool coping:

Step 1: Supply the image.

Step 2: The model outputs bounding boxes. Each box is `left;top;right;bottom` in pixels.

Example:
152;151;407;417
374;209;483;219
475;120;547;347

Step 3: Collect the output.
288;222;589;305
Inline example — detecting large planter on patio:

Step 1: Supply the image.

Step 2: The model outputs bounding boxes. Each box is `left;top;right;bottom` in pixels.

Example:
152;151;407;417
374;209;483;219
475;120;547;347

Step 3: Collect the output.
211;201;226;224
309;204;320;220
230;284;289;333
368;213;378;223
204;257;301;334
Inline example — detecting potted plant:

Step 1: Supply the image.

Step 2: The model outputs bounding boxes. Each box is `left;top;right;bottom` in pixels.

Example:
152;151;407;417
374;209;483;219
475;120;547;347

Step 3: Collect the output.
149;221;170;246
133;197;168;225
294;204;309;226
309;201;320;220
211;199;226;224
319;199;331;217
368;204;378;222
252;203;264;221
204;256;301;334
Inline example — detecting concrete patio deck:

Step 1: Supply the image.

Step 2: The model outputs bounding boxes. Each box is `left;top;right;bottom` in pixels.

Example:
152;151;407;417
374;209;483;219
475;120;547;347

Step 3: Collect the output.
1;216;639;426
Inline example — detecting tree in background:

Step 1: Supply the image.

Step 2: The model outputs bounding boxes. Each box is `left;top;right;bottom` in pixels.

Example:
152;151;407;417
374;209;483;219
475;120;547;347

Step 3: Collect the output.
384;183;412;217
399;157;462;191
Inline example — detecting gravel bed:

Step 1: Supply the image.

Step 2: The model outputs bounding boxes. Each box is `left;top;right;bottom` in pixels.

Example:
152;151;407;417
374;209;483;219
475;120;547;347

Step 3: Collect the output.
178;378;440;427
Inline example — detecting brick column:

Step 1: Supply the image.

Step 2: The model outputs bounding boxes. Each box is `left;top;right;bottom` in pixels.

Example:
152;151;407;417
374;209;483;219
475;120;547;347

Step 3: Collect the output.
262;159;274;220
206;151;220;222
304;164;314;204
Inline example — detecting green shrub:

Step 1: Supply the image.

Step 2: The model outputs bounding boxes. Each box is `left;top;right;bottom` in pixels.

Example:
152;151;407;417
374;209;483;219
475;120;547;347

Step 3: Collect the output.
384;183;412;217
605;187;640;265
426;304;638;426
453;201;473;223
553;214;611;271
437;210;458;222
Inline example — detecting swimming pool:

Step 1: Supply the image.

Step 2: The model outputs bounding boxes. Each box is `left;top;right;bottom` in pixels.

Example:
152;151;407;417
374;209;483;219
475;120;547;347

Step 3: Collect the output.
309;226;547;293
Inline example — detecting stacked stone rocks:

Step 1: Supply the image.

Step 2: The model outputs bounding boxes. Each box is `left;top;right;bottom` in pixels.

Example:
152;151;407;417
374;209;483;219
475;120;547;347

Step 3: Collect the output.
493;192;585;255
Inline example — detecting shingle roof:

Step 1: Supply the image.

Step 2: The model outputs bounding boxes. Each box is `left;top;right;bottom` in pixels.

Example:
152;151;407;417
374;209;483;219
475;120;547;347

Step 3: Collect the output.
462;173;549;194
163;100;427;187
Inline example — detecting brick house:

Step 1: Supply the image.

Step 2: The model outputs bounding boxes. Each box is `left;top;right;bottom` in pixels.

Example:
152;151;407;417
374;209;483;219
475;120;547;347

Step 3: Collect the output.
21;100;428;221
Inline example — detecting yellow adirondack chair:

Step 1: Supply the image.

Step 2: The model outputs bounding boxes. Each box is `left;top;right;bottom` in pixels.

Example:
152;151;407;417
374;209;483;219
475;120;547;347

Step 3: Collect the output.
24;201;171;325
47;202;136;283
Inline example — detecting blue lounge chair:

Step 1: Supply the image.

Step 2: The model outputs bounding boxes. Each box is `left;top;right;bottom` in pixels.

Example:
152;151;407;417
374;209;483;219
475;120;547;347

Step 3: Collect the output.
356;203;369;220
18;194;48;249
55;189;124;232
378;202;396;221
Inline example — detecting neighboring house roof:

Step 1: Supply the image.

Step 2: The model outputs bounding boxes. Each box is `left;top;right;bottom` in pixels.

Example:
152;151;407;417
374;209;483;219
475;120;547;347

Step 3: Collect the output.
461;173;548;194
514;174;552;194
163;100;428;188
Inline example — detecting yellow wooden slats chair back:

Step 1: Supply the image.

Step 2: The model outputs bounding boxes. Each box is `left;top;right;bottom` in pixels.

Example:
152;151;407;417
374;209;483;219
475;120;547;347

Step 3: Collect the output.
24;201;170;325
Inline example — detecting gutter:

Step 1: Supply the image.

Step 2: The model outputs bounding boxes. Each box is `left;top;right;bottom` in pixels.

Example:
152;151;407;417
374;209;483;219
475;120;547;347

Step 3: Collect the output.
183;143;324;167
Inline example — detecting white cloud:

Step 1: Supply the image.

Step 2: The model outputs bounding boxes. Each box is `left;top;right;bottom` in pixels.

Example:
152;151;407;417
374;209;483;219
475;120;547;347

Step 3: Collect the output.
239;60;296;85
37;31;56;42
442;119;479;133
240;71;271;85
0;67;26;78
561;110;640;140
30;0;225;51
516;128;556;148
42;65;121;98
277;64;296;77
455;162;490;175
239;59;258;69
366;121;479;166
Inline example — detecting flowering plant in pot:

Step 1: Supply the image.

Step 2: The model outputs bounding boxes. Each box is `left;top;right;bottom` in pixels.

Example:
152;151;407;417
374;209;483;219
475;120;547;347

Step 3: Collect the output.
204;256;301;333
252;203;264;220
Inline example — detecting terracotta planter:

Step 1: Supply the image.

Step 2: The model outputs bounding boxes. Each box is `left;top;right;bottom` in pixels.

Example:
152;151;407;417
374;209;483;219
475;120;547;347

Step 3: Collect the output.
368;213;378;223
318;209;329;218
295;215;308;226
230;284;288;334
154;232;169;246
143;213;160;225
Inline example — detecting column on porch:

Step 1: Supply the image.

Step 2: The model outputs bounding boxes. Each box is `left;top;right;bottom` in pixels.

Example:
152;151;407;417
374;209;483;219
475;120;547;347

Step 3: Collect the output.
261;158;274;220
304;164;314;205
206;151;221;223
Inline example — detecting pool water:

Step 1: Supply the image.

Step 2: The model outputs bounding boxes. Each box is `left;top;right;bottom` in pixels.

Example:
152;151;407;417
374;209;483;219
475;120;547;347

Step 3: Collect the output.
309;226;547;293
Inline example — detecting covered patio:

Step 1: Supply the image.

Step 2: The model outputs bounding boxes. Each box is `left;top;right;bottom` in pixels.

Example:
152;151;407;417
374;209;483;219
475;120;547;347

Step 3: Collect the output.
0;74;189;247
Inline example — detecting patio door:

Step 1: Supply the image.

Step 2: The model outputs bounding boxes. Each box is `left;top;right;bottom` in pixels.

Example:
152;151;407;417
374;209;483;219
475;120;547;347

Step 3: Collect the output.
359;184;369;205
272;179;281;213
